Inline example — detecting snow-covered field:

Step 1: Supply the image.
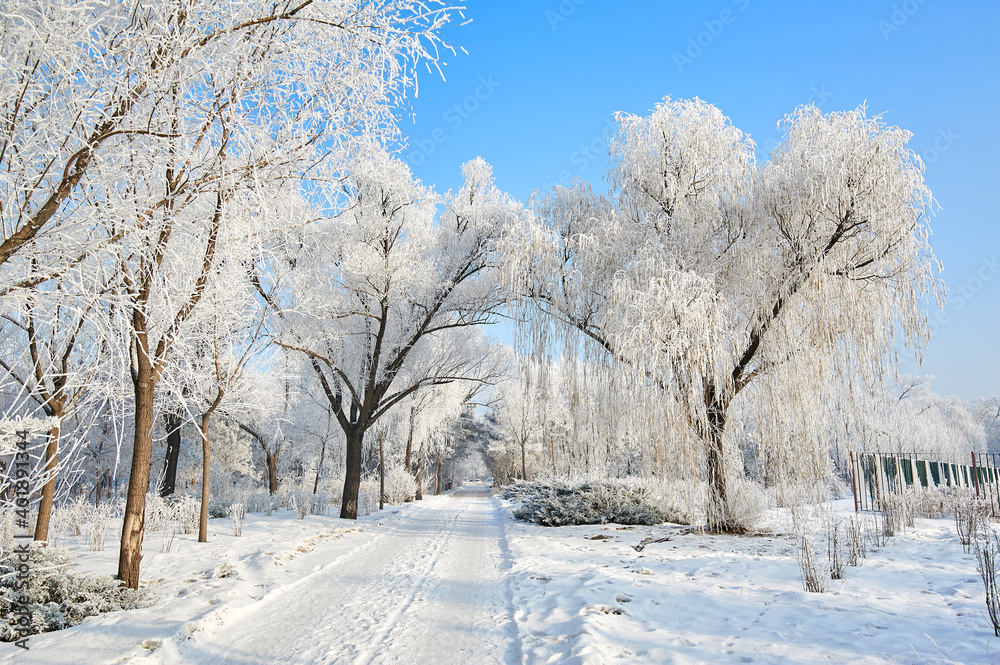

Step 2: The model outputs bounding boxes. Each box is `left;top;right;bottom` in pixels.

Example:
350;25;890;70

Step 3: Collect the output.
2;486;997;664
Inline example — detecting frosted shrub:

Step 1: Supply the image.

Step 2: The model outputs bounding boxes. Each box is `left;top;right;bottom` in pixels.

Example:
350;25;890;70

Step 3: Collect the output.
871;511;892;547
87;502;114;552
61;497;91;538
310;491;334;516
171;496;201;535
158;527;176;553
708;478;766;534
825;518;848;580
954;491;988;554
846;514;868;566
143;492;173;533
796;535;828;593
916;486;951;518
383;467;417;505
881;490;915;534
228;502;246;536
358;476;379;516
0;545;150;641
44;504;73;548
975;530;1000;637
504;480;688;527
290;490;311;519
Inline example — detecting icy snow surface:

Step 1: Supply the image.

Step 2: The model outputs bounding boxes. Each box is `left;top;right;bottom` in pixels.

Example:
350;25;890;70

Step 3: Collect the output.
2;490;998;664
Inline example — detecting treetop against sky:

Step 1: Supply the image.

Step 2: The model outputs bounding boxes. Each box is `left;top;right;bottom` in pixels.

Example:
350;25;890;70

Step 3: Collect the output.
396;0;999;401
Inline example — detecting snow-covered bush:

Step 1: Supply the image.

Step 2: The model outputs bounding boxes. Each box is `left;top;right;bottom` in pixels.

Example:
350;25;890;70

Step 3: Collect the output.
228;502;246;536
358;475;379;516
290;490;311;519
796;535;828;593
881;490;916;534
310;491;335;516
383;467;417;505
173;496;201;535
87;502;114;552
954;490;988;554
707;477;766;534
975;529;1000;637
915;486;951;517
0;545;150;641
846;514;868;566
825;518;848;580
504;480;688;527
143;492;173;533
246;488;274;515
58;498;92;538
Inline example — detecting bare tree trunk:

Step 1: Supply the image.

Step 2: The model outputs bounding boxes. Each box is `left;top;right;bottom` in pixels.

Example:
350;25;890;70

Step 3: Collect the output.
313;436;326;495
434;457;441;495
340;427;363;518
119;359;155;589
378;431;385;511
198;412;212;543
549;428;556;476
415;457;423;500
266;448;279;495
160;412;183;497
705;393;733;532
33;423;61;543
405;409;415;470
520;439;527;481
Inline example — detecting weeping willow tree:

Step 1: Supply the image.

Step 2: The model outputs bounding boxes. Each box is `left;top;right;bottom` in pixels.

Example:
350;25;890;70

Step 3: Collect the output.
503;97;942;532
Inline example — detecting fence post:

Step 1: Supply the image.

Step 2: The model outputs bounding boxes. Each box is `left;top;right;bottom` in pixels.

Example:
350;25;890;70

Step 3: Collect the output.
849;450;859;512
973;452;981;498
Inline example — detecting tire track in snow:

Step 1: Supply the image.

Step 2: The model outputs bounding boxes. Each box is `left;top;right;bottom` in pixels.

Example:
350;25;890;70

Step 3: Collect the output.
348;495;471;663
167;486;517;665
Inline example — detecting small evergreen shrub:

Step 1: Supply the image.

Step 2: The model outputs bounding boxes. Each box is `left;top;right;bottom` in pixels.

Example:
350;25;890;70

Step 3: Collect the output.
383;467;417;505
0;545;150;641
504;480;690;527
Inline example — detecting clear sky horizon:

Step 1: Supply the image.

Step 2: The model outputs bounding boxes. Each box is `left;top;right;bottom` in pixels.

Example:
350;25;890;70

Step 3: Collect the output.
396;0;999;401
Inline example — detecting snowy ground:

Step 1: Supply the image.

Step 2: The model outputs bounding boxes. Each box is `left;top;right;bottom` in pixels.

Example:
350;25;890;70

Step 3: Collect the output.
2;487;998;664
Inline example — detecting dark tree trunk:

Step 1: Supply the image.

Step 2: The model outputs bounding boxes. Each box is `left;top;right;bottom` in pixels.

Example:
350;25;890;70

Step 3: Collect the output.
378;431;385;511
198;412;212;543
340;427;364;518
33;423;61;543
415;457;423;500
119;360;155;589
160;412;183;497
434;457;441;495
704;384;735;533
313;435;326;495
265;448;279;495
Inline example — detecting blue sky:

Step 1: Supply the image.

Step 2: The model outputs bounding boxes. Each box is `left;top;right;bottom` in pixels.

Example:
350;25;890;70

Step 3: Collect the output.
397;0;999;401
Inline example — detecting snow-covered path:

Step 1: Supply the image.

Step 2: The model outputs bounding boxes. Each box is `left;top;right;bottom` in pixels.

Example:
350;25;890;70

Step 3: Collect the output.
170;485;519;665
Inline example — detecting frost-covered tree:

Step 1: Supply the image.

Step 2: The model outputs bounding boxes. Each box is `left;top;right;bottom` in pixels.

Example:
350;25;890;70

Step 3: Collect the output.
0;0;456;294
505;98;941;531
0;273;120;542
266;150;519;518
972;396;1000;453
